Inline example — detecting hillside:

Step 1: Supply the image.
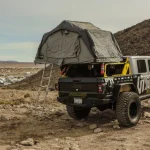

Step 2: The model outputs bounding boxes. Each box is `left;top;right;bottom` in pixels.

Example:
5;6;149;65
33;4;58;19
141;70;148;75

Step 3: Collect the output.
115;19;150;55
4;65;60;91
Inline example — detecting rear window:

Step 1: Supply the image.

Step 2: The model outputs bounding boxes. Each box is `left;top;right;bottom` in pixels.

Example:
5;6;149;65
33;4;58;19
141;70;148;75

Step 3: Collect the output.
106;64;125;76
137;60;147;73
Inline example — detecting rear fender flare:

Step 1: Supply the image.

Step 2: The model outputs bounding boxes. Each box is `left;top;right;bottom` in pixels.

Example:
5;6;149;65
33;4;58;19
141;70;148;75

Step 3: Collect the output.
112;83;137;101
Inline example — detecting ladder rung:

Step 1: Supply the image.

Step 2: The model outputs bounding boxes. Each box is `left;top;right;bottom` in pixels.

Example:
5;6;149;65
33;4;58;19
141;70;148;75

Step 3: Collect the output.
43;77;50;79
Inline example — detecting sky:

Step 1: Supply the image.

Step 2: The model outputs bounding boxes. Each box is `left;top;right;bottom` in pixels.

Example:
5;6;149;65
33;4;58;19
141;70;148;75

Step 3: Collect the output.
0;0;150;62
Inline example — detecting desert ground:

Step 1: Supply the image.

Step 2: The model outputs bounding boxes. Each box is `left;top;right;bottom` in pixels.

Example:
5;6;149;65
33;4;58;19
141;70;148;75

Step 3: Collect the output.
0;62;150;150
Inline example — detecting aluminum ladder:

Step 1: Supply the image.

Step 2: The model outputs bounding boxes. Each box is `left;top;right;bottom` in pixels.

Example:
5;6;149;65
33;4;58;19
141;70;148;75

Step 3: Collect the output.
34;63;53;112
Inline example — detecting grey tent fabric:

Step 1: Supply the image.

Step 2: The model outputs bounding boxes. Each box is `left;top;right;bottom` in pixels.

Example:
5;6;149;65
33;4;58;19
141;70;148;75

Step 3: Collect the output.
87;30;122;62
35;20;123;65
46;31;80;58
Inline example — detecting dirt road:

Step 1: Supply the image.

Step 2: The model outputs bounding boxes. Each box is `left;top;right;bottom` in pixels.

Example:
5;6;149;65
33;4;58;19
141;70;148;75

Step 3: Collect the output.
0;89;150;150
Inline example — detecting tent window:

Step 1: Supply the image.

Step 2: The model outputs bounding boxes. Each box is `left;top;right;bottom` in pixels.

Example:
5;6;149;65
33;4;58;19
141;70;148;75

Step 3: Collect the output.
64;30;69;34
61;30;69;35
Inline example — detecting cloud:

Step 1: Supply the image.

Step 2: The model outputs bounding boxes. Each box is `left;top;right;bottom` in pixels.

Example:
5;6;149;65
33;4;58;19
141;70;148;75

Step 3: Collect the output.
0;42;39;51
0;42;39;62
0;0;150;61
0;55;16;60
1;0;150;33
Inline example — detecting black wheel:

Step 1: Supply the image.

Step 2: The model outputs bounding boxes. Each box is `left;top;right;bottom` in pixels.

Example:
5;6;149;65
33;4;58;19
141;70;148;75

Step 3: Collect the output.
116;92;141;127
66;105;91;120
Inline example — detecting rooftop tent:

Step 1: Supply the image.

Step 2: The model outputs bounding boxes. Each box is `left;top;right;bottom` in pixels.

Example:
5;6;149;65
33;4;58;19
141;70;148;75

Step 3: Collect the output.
35;20;123;66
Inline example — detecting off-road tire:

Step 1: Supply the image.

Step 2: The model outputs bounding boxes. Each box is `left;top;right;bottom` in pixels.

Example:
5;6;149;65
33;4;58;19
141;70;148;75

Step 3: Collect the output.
66;105;91;120
116;92;141;127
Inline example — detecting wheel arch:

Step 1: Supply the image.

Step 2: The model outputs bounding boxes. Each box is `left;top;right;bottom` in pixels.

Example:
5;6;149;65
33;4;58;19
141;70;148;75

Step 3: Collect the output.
112;83;138;102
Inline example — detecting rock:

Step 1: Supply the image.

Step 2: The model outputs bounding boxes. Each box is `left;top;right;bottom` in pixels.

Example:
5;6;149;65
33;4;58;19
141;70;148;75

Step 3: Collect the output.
3;104;12;109
89;124;97;130
0;115;10;121
113;120;119;125
16;105;21;108
15;144;22;148
91;107;97;112
24;93;31;98
32;146;41;149
113;125;120;129
91;107;99;115
36;106;43;110
94;128;103;133
112;120;120;129
142;103;150;108
25;98;32;104
71;146;80;150
15;108;27;114
55;138;59;142
144;120;150;124
24;72;31;77
75;122;86;127
134;127;140;130
65;137;75;141
54;111;64;117
8;146;18;150
144;112;150;118
23;103;30;108
20;138;34;146
71;143;79;148
50;144;61;149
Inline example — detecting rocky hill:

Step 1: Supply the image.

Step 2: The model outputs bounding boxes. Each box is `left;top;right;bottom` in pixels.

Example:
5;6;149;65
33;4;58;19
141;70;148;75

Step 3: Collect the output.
115;19;150;55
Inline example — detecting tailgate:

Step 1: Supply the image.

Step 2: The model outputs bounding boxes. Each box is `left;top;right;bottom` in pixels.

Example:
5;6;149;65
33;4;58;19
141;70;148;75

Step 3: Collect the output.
59;78;98;93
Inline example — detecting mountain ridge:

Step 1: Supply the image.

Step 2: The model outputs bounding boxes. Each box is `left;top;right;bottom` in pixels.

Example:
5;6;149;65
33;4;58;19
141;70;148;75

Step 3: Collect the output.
115;19;150;55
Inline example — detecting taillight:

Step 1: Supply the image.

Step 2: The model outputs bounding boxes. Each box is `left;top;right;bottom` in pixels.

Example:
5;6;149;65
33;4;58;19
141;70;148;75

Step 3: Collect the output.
98;84;105;93
100;63;104;75
60;67;66;75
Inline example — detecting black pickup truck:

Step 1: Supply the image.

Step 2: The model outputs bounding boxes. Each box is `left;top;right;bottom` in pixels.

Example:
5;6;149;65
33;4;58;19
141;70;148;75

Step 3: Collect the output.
57;56;150;127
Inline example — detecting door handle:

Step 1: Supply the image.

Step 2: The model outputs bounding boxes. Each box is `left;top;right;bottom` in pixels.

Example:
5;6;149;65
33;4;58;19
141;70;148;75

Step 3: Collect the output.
140;75;144;80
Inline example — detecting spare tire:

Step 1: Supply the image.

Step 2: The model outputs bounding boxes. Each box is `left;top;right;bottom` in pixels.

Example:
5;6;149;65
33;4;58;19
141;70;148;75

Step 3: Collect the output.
116;92;141;127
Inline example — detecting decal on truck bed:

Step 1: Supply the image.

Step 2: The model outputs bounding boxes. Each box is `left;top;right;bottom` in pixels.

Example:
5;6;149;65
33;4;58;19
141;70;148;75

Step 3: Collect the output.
137;76;146;94
104;78;114;87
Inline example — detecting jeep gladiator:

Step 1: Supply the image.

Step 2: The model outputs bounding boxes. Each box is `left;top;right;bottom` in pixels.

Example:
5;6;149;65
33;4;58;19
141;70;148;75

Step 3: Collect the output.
57;56;150;126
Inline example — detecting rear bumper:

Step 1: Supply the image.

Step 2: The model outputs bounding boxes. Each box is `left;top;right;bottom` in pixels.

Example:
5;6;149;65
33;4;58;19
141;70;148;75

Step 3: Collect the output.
57;96;112;107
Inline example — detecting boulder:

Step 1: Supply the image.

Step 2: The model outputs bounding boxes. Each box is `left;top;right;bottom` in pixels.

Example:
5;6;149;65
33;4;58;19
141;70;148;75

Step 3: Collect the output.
94;128;103;133
89;124;97;130
20;138;34;146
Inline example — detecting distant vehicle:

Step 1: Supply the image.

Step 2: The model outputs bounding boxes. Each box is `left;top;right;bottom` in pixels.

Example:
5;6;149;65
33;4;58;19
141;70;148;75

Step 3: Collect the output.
57;56;150;127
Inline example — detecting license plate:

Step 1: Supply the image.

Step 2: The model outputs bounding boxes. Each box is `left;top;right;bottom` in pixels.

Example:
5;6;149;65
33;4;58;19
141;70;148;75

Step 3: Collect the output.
74;98;82;104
